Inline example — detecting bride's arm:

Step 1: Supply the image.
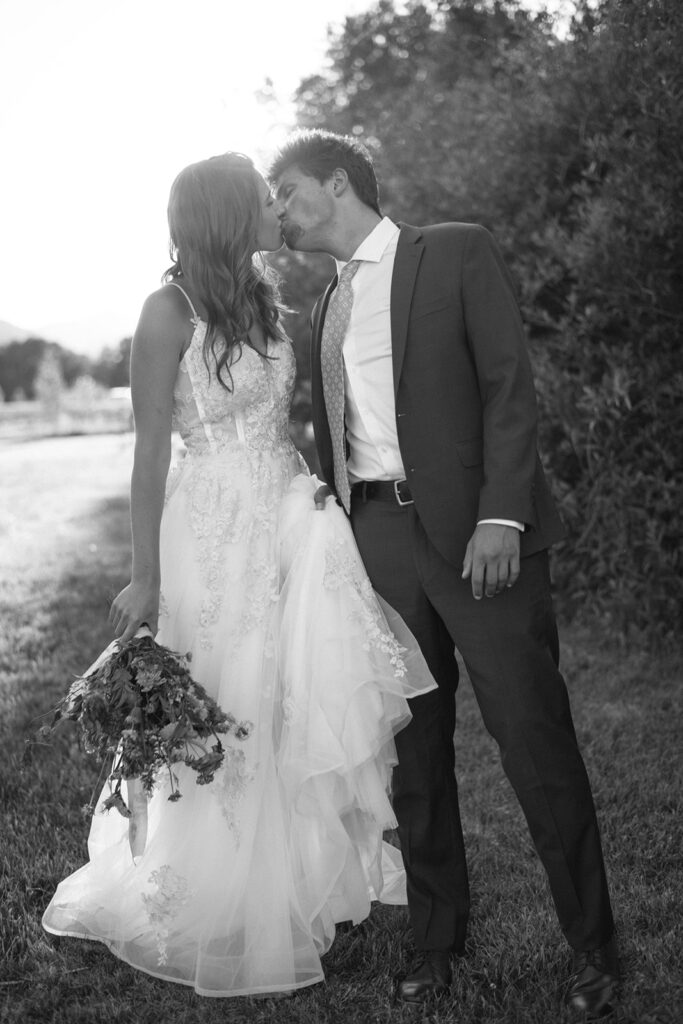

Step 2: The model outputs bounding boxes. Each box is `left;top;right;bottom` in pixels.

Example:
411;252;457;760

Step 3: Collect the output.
109;289;189;643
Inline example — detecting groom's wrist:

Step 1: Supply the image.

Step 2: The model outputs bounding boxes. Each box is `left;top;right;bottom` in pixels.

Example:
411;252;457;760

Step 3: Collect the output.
477;518;524;532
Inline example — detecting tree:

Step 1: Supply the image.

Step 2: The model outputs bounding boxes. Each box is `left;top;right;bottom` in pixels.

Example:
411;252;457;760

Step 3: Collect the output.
34;348;65;423
0;338;51;400
91;337;133;389
0;338;90;400
288;0;683;636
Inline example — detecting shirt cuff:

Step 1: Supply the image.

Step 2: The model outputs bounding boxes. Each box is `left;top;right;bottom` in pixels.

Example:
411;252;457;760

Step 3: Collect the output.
477;518;525;532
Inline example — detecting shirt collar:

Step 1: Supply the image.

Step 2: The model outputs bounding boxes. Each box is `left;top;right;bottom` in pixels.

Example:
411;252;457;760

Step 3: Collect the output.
335;216;399;275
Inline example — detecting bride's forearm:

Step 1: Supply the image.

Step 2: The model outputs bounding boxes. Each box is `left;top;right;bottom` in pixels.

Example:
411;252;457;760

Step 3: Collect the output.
129;440;172;586
110;287;188;641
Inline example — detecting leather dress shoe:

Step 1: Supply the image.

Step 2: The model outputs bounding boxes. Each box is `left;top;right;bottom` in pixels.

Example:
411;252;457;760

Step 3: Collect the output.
565;935;620;1018
396;950;452;1003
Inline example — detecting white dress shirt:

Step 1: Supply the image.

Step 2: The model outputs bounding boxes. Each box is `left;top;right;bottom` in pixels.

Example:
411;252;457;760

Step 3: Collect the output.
338;217;523;531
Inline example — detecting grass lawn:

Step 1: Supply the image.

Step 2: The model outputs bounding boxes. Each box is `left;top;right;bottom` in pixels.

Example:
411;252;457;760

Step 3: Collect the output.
1;435;681;1024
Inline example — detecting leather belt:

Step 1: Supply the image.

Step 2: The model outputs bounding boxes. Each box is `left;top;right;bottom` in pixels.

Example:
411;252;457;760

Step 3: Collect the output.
351;479;414;506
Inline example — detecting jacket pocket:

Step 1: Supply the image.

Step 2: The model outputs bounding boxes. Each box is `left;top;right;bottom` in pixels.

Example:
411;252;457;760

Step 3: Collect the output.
455;437;483;467
409;294;453;321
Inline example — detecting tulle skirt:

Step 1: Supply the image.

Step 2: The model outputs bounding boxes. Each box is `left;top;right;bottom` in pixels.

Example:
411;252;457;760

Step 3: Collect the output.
42;463;435;997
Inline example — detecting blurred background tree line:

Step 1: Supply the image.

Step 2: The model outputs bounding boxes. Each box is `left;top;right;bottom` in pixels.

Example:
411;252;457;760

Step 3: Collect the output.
1;0;680;639
0;336;134;441
0;336;131;402
271;0;682;641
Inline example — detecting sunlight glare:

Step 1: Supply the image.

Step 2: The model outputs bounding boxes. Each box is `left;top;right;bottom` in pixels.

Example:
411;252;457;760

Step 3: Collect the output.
0;0;337;346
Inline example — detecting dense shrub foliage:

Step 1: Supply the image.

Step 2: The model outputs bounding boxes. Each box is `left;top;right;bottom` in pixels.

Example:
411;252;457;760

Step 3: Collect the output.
275;0;682;639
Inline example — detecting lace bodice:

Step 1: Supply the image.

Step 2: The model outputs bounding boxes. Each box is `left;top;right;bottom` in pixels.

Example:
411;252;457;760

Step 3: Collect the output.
172;318;298;456
164;309;306;653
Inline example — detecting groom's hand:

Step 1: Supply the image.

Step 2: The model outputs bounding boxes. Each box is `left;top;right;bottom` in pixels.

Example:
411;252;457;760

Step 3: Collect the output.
462;524;521;600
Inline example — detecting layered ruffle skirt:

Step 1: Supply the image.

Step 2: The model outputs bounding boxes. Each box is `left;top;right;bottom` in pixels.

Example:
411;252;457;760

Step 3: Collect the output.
43;458;435;997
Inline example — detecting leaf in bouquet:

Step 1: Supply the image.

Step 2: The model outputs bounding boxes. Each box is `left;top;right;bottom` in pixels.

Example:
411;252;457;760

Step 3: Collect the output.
109;663;132;685
194;759;224;785
158;696;174;719
186;746;224;773
83;693;109;721
112;687;131;711
125;706;144;725
143;692;161;713
159;721;185;742
140;766;157;794
102;789;131;818
60;677;87;718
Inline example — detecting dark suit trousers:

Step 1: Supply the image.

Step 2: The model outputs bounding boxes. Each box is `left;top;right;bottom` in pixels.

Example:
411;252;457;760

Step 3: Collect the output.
350;493;614;954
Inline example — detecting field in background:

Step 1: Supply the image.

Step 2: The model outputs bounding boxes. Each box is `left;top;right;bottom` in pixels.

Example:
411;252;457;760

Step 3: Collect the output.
0;434;681;1023
0;396;133;443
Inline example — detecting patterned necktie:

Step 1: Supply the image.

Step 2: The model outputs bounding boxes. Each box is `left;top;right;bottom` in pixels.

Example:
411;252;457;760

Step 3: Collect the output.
320;259;361;513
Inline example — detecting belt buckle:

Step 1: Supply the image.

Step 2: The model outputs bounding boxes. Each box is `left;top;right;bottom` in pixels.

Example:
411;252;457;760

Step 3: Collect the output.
393;479;414;507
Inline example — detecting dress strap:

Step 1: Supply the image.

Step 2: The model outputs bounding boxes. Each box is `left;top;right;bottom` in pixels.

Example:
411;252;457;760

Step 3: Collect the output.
167;281;200;322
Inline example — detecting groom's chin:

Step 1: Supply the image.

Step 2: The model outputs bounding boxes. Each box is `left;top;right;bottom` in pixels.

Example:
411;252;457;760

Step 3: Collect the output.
281;225;305;251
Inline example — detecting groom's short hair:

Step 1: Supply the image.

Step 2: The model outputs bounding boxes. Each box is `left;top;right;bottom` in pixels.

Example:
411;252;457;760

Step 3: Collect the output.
268;129;381;215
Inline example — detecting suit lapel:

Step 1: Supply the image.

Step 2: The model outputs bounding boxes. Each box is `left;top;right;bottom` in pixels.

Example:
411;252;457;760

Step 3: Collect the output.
310;276;339;484
390;225;424;395
311;277;337;356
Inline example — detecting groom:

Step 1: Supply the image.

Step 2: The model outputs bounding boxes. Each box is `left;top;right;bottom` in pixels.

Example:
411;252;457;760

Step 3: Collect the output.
269;130;618;1017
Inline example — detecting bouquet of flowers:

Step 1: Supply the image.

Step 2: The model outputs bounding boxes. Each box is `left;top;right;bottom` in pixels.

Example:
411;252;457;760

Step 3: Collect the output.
39;628;252;821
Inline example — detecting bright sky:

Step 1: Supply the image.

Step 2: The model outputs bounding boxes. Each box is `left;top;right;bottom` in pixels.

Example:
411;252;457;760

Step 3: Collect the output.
0;0;383;350
0;0;572;354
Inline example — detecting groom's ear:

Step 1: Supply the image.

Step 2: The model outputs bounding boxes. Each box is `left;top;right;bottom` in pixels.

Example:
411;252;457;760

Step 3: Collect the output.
330;168;351;197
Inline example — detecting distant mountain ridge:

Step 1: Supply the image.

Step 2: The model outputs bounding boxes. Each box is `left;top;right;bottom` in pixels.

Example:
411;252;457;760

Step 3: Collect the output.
0;319;33;344
0;314;135;355
34;314;135;354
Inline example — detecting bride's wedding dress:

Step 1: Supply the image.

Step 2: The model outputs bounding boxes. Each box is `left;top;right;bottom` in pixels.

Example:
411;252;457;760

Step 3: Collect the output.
42;288;435;997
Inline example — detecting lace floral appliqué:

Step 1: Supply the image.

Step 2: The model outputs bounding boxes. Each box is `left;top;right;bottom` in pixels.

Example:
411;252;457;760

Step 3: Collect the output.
141;864;194;966
211;745;257;843
324;533;408;679
173;327;298;458
167;327;301;650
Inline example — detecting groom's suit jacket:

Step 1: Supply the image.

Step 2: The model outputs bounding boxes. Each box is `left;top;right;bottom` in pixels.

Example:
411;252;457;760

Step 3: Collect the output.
310;222;566;567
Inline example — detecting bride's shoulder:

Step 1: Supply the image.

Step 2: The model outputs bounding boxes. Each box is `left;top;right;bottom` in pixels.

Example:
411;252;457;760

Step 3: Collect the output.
133;286;194;362
143;283;194;322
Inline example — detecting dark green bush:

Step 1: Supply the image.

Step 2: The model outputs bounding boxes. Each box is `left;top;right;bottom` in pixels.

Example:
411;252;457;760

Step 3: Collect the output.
285;0;683;639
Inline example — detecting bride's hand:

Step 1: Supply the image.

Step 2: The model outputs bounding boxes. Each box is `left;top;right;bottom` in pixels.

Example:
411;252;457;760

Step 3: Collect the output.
109;581;159;643
314;484;332;510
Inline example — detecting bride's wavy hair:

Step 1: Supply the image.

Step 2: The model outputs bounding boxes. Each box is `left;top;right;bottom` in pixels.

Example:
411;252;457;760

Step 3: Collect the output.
164;152;286;390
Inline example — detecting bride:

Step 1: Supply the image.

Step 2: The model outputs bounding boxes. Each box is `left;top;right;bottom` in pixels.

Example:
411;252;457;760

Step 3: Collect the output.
42;152;435;997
